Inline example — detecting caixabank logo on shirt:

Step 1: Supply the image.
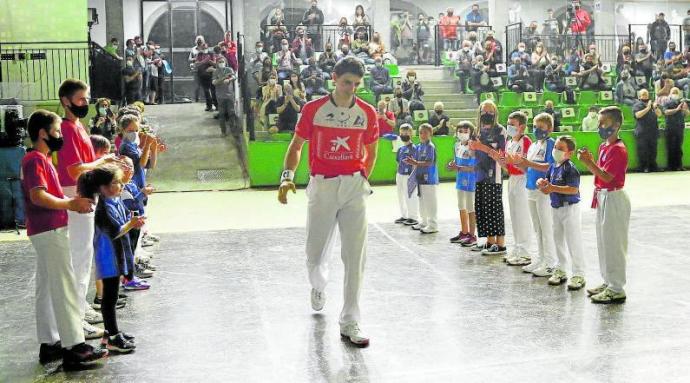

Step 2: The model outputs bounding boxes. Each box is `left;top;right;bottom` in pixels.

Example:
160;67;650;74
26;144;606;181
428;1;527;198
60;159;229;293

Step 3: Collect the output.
323;135;357;161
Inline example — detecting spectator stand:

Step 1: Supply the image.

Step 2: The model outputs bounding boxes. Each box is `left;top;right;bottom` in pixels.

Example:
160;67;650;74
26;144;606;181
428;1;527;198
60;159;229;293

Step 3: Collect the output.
436;25;493;67
628;23;685;55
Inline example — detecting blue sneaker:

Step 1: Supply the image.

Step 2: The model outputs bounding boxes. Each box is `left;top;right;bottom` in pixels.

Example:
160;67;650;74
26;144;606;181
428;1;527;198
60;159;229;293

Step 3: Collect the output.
122;276;150;291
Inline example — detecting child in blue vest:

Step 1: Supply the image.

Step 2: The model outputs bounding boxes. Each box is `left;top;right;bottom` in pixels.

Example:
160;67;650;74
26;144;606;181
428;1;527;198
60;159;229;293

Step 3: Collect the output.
404;123;438;234
536;135;586;290
394;123;419;226
447;121;478;246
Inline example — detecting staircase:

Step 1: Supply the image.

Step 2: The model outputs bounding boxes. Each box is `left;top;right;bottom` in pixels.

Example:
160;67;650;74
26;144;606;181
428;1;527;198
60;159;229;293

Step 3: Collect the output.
401;65;478;127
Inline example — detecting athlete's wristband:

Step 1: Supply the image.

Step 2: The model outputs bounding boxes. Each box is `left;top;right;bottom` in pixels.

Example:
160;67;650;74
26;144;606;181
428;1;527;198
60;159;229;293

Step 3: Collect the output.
280;170;295;183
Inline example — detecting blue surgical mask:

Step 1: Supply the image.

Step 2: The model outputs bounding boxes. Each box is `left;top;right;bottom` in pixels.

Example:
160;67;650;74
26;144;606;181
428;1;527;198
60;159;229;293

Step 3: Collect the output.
506;124;518;137
534;128;549;140
598;125;616;140
98;107;107;115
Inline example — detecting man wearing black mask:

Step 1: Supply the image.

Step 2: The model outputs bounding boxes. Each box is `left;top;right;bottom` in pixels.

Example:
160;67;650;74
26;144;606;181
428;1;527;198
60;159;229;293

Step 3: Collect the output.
302;0;324;50
633;89;661;172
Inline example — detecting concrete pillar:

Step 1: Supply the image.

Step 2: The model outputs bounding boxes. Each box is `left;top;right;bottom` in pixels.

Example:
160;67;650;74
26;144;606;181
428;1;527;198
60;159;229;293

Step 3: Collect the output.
105;0;125;56
594;0;614;38
489;0;510;60
372;0;390;50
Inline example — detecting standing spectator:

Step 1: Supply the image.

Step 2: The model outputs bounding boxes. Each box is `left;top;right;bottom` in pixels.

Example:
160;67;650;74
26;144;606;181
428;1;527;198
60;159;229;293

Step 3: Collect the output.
196;44;218;112
440;8;460;51
417;14;432;64
275;83;305;133
212;56;238;137
269;20;288;55
456;40;474;93
302;0;324;50
222;31;239;71
633;89;661;172
146;43;162;105
124;39;136;58
581;106;600;132
615;70;638;107
569;2;591;51
319;42;338;78
337;17;354;49
523;22;540;52
545;56;566;92
104;37;122;60
122;56;143;104
188;36;205;102
301;57;328;100
400;12;414;49
376;100;395;136
683;10;690;51
292;27;314;63
650;13;671;60
369;58;392;100
90;98;116;140
354;5;371;38
57;79;114;340
23;110;107;369
276;39;298;81
428;101;450;136
465;3;486;33
543;9;562;55
661;87;689;171
248;41;268;102
401;70;424;113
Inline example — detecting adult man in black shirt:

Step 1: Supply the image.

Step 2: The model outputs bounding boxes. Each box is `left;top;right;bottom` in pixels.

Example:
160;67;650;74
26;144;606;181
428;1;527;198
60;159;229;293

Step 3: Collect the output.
122;56;142;104
649;13;671;60
661;89;690;171
633;89;661;172
428;101;450;135
302;0;324;51
276;84;305;132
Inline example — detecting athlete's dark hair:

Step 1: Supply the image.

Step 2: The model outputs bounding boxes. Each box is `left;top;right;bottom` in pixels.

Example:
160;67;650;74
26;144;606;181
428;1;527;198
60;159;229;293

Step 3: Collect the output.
58;78;88;101
27;109;61;142
333;57;365;77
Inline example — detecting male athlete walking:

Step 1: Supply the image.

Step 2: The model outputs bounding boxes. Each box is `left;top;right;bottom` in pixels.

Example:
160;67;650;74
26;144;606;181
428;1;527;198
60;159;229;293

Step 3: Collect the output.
278;57;379;347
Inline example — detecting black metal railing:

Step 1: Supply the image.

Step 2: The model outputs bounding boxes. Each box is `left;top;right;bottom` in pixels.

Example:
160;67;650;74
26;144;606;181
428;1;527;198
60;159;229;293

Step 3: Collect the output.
0;41;90;101
89;42;123;101
628;23;684;56
505;22;523;63
260;24;373;53
506;32;628;64
434;24;493;66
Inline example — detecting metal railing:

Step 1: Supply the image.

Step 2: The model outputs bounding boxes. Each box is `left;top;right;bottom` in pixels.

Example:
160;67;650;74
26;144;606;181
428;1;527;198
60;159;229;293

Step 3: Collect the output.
628;23;684;56
260;24;373;53
0;41;90;101
89;42;123;101
506;32;628;64
434;24;493;66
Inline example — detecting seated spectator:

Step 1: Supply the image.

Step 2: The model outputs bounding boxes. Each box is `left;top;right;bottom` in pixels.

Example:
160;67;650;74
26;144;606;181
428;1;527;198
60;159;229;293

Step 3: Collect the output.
269;21;288;54
260;71;283;127
455;41;474;93
291;26;314;63
319;42;338;77
564;48;581;75
337;17;353;49
301;57;328;99
510;42;531;67
587;44;602;66
337;44;356;62
402;70;425;112
664;42;683;67
530;42;550;90
468;31;484;56
351;30;370;57
483;40;499;68
544;56;566;92
276;39;299;81
576;53;607;90
90;98;116;140
581;106;599;131
615;70;638;106
428;101;450;135
541;100;561;131
275;83;305;133
508;57;533;92
122;56;143;104
617;45;633;76
376;100;396;136
634;43;654;86
470;56;495;103
484;31;503;63
257;57;274;98
369;58;393;100
388;87;412;128
368;32;386;61
288;72;306;100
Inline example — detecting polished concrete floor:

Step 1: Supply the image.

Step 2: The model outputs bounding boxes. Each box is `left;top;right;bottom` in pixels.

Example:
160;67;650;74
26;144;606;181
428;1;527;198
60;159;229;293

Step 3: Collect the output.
2;202;690;382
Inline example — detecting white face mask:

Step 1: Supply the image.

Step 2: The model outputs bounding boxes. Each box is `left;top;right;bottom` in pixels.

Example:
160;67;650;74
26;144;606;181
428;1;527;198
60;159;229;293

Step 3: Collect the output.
506;124;518;137
518;47;525;52
124;131;138;142
463;47;470;52
218;63;226;68
457;133;470;142
269;78;276;85
552;148;567;164
256;48;263;54
588;112;597;118
282;45;289;51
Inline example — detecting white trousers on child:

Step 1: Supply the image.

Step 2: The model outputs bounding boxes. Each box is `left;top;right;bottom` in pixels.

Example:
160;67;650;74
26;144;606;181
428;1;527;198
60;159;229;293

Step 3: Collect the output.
395;173;419;220
552;203;586;277
528;189;556;268
419;184;438;231
595;189;631;293
64;186;95;319
507;175;532;257
306;173;371;327
31;227;86;348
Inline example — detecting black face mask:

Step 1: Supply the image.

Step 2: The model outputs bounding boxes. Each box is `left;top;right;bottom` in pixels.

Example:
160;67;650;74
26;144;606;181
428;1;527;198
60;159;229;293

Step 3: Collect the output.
480;112;495;125
68;103;89;119
400;135;411;142
44;133;64;152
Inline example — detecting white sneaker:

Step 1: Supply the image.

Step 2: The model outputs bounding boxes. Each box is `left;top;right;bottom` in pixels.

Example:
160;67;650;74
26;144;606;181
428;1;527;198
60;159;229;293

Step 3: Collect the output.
522;261;541;273
84;306;103;324
532;266;554;278
420;227;438;234
340;322;370;347
311;288;325;311
548;268;567;285
82;321;105;340
411;224;423;231
141;237;156;247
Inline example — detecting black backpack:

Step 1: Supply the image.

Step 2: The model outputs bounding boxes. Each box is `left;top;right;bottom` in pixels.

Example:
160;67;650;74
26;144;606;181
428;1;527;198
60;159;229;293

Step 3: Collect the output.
562;89;576;104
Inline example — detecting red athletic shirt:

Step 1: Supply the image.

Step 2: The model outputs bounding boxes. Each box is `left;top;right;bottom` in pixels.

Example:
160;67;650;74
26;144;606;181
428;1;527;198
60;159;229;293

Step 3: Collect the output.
594;139;627;190
506;134;531;175
21;151;68;236
56;119;96;187
295;95;379;177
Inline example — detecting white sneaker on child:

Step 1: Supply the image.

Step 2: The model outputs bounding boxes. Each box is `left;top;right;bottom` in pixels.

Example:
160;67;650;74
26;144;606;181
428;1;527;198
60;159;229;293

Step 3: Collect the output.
522;262;541;273
531;266;554;278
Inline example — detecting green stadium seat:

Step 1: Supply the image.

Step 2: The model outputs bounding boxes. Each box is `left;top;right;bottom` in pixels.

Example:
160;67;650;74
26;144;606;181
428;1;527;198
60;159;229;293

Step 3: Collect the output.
384;63;399;77
499;91;522;107
541;91;561;106
523;92;538;106
480;92;496;103
599;90;614;105
326;79;335;91
620;105;634;125
578;91;598;106
560;107;577;125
